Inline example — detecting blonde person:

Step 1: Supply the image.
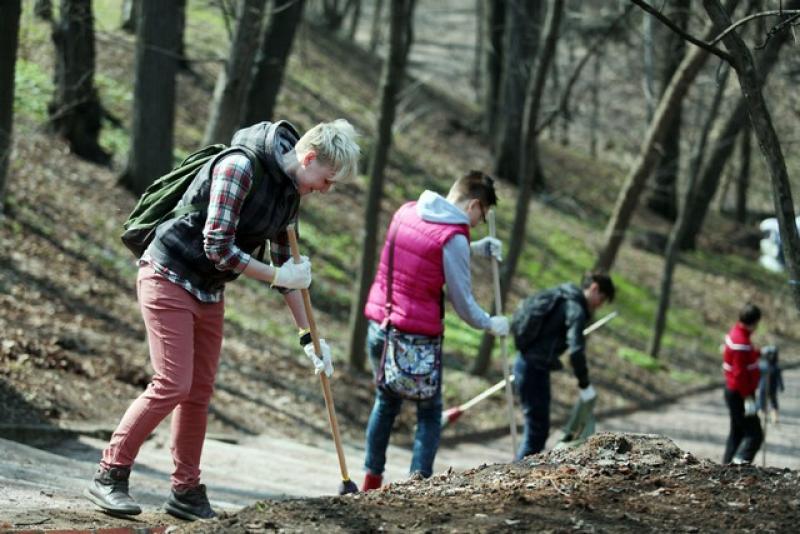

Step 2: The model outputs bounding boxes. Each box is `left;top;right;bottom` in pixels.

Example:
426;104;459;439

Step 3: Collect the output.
85;120;360;520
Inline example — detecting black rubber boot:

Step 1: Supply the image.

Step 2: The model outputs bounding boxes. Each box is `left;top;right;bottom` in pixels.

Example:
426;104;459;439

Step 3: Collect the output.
84;466;142;516
164;484;217;521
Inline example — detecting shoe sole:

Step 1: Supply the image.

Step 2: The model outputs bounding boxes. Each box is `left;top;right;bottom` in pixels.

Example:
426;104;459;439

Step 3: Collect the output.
83;488;142;516
164;502;215;521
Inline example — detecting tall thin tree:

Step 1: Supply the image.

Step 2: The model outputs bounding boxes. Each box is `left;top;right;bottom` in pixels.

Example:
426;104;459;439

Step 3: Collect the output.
48;0;110;164
645;0;690;221
120;0;180;195
493;0;543;185
703;0;800;309
0;0;22;213
240;0;306;126
593;11;726;273
472;0;565;376
204;0;267;145
347;0;417;370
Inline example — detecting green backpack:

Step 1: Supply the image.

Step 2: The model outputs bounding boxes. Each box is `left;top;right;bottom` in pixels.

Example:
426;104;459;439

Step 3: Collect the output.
121;144;262;258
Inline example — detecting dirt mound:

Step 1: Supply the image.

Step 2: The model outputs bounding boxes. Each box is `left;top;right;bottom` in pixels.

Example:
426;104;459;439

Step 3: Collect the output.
180;433;800;533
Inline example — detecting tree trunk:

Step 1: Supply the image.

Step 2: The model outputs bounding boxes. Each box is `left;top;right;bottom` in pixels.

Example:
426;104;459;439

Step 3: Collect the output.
645;0;690;221
492;0;543;185
589;51;601;157
704;0;800;310
482;0;506;138
347;0;416;370
121;0;137;32
241;0;306;126
48;0;110;165
642;13;655;120
735;122;751;223
0;0;22;213
472;0;564;377
176;0;189;71
322;0;348;31
678;26;788;250
35;0;52;20
347;0;362;41
120;0;180;196
648;60;730;358
472;0;484;104
368;0;384;54
203;0;266;145
593;11;731;273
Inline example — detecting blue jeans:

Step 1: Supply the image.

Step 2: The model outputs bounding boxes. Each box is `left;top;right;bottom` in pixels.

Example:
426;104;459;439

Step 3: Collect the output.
363;321;443;478
514;354;551;459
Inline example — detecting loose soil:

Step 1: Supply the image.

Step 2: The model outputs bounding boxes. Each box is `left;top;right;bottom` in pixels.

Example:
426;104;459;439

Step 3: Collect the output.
182;434;800;533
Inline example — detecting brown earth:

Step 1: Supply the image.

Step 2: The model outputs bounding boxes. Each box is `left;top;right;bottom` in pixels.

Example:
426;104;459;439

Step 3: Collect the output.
180;433;800;533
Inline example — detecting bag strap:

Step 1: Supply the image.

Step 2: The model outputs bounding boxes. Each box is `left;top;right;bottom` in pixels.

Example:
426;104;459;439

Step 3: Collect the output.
383;221;401;329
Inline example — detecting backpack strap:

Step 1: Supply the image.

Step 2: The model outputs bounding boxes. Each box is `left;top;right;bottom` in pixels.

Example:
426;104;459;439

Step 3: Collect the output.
164;145;266;222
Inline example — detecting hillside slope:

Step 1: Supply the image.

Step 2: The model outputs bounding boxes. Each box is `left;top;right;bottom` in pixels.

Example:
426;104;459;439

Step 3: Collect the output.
2;4;798;464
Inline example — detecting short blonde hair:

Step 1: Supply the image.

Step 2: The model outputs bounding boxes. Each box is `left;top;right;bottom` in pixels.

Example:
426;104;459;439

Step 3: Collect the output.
295;119;361;182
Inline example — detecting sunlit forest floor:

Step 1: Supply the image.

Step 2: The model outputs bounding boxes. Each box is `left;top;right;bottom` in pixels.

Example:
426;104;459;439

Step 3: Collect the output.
1;3;800;531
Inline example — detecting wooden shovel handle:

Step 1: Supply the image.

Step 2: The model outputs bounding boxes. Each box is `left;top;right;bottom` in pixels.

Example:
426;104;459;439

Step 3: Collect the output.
286;226;351;482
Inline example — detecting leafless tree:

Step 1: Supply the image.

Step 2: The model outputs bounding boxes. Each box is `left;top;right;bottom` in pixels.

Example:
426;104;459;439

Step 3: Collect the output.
120;0;181;195
48;0;109;164
0;0;22;213
203;0;267;145
241;0;306;126
472;0;565;376
347;0;417;370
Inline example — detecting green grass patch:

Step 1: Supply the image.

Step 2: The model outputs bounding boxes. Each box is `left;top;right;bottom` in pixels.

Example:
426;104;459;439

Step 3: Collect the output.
669;368;708;385
14;59;53;122
617;346;665;372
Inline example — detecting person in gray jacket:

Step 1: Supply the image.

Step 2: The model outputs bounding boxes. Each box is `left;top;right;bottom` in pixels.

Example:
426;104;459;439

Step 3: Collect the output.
511;272;614;458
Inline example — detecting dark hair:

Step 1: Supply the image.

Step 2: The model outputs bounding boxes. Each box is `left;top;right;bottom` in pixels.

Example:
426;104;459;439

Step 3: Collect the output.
449;170;498;208
739;303;761;326
582;271;615;303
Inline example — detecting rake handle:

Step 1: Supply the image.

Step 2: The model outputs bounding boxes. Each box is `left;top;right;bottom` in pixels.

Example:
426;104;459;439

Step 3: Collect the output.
286;226;351;483
488;209;518;456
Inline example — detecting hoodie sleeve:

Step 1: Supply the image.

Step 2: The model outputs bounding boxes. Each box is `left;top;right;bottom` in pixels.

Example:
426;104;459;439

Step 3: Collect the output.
564;299;590;388
442;235;491;330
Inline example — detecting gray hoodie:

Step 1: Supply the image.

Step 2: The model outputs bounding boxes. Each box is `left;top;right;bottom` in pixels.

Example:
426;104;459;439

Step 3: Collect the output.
416;190;491;330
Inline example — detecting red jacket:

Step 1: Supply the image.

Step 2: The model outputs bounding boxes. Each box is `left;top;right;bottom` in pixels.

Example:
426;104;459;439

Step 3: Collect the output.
723;322;761;398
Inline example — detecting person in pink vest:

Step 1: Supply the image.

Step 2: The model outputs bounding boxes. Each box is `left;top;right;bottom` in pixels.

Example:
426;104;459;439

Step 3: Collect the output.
361;171;509;490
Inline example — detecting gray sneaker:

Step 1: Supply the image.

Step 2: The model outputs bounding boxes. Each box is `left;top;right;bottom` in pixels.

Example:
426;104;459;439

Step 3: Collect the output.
164;484;217;521
84;466;142;516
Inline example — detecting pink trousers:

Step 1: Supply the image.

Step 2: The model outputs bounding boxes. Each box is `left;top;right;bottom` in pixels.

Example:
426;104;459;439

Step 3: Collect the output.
101;266;224;491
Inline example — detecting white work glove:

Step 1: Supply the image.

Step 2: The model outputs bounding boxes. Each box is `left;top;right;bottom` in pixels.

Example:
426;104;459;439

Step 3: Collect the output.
579;385;597;402
487;315;509;337
471;236;503;262
303;338;334;377
744;396;757;416
272;256;312;289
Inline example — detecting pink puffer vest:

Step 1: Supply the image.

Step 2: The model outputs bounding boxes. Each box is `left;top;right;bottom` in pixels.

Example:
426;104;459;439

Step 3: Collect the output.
364;201;470;337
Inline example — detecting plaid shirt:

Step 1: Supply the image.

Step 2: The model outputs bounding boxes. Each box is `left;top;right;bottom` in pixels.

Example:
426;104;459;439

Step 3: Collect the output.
141;154;294;302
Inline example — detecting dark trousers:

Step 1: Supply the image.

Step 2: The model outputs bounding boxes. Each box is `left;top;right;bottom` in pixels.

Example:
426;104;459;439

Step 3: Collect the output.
514;355;551;460
723;388;763;464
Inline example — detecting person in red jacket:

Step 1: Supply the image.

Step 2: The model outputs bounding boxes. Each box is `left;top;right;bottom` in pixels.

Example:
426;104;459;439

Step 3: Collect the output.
722;303;763;464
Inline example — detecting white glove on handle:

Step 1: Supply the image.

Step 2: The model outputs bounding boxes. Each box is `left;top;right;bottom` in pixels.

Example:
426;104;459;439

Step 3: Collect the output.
744;396;757;416
272;256;312;289
488;315;509;337
303;338;334;377
579;385;597;402
471;236;503;262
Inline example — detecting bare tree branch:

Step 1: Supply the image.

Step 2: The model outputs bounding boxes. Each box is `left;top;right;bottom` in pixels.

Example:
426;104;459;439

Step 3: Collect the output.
710;9;800;44
536;4;635;136
630;0;734;63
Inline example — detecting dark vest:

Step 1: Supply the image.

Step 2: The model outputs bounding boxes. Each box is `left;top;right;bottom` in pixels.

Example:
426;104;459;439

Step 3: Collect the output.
148;121;300;293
